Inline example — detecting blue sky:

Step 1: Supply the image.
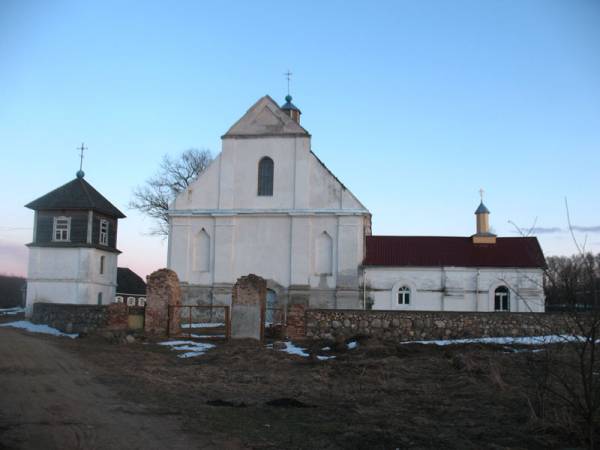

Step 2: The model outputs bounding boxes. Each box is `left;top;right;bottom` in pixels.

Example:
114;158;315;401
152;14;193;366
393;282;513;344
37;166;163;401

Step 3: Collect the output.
1;0;599;277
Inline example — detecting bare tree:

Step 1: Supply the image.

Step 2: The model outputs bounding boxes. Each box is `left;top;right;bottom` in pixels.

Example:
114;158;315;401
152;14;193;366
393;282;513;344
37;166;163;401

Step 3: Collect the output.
546;254;599;310
129;148;212;236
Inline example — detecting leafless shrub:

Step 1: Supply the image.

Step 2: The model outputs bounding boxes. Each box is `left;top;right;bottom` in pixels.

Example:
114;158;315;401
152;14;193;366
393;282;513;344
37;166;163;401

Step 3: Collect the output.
510;199;600;448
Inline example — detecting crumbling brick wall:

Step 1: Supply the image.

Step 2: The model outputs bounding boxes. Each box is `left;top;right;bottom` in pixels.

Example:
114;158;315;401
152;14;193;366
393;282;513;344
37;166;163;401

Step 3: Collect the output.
286;304;306;340
144;268;181;336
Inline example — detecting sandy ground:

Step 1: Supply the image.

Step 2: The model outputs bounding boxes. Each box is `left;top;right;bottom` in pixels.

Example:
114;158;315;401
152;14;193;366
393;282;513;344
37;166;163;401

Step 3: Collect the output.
0;327;206;450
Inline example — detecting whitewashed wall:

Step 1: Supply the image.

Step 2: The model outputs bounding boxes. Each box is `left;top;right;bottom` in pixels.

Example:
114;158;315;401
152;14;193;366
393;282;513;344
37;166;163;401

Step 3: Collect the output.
26;247;118;315
364;266;545;313
168;132;370;307
168;213;366;292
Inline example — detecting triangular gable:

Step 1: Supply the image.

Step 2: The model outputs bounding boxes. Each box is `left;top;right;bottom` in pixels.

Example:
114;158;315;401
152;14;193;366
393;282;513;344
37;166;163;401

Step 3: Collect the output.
310;151;370;212
222;95;310;138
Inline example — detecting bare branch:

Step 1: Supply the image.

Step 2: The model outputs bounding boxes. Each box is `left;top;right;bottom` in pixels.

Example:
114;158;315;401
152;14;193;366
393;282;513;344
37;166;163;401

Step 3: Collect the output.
129;148;213;236
508;217;538;238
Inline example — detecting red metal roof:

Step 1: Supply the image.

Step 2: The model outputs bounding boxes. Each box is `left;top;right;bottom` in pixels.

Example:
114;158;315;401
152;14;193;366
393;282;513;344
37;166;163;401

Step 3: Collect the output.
364;236;546;268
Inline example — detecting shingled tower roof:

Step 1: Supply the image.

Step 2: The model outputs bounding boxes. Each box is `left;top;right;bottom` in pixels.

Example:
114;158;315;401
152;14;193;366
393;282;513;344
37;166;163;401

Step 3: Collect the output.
25;177;125;218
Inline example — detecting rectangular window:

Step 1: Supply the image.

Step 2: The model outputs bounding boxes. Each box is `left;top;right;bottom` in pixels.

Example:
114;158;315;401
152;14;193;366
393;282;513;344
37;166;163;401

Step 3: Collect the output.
99;219;109;246
100;255;105;275
53;217;71;241
494;288;510;312
97;292;103;305
397;287;411;305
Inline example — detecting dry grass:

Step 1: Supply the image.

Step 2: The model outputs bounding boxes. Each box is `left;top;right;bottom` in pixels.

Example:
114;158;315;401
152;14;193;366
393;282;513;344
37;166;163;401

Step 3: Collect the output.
64;335;589;449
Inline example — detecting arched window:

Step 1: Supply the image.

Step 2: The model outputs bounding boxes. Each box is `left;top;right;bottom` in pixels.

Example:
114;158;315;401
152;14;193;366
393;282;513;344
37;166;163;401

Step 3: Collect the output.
397;286;410;305
257;157;274;196
494;286;510;311
97;292;103;305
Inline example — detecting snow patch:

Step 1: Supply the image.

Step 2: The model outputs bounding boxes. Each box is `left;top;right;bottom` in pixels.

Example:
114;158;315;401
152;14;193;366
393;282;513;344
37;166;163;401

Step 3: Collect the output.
402;335;583;346
270;341;335;361
0;307;25;316
180;322;223;329
347;341;358;350
158;340;215;358
189;334;226;339
0;320;78;339
503;347;544;354
282;341;310;357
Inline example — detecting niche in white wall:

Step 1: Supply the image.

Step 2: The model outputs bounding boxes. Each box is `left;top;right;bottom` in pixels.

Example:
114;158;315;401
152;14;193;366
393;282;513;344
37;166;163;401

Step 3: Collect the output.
192;228;210;272
315;231;333;275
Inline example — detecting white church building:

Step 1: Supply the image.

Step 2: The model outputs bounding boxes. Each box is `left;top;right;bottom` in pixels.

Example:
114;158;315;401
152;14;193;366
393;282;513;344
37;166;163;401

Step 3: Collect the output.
167;95;546;313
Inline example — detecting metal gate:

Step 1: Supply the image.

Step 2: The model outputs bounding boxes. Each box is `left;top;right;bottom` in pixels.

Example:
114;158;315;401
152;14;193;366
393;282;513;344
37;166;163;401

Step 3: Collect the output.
167;305;231;340
265;306;286;339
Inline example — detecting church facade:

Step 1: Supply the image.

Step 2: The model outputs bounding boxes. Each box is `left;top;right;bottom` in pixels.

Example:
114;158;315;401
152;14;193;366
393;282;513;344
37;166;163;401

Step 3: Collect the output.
168;95;370;310
168;95;546;313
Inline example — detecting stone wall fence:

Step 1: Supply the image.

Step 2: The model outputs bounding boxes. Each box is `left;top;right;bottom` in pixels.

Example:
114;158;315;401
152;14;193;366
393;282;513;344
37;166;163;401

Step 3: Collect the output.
302;309;584;342
31;302;128;334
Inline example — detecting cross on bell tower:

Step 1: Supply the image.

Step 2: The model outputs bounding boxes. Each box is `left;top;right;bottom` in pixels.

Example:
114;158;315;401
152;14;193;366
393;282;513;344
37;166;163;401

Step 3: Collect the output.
284;69;292;96
473;187;495;243
77;143;87;178
280;70;301;124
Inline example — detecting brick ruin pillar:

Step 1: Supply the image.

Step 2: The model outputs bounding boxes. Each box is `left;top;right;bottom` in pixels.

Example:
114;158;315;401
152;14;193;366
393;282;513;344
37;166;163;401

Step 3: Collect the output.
145;268;181;336
286;304;307;340
231;274;266;341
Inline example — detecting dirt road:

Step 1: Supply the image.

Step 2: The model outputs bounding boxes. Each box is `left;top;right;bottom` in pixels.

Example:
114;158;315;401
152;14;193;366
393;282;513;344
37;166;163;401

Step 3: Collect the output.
0;328;203;450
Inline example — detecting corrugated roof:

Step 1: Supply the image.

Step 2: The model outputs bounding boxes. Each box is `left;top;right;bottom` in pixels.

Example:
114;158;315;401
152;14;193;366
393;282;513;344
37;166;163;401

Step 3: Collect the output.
25;177;125;218
364;236;546;268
